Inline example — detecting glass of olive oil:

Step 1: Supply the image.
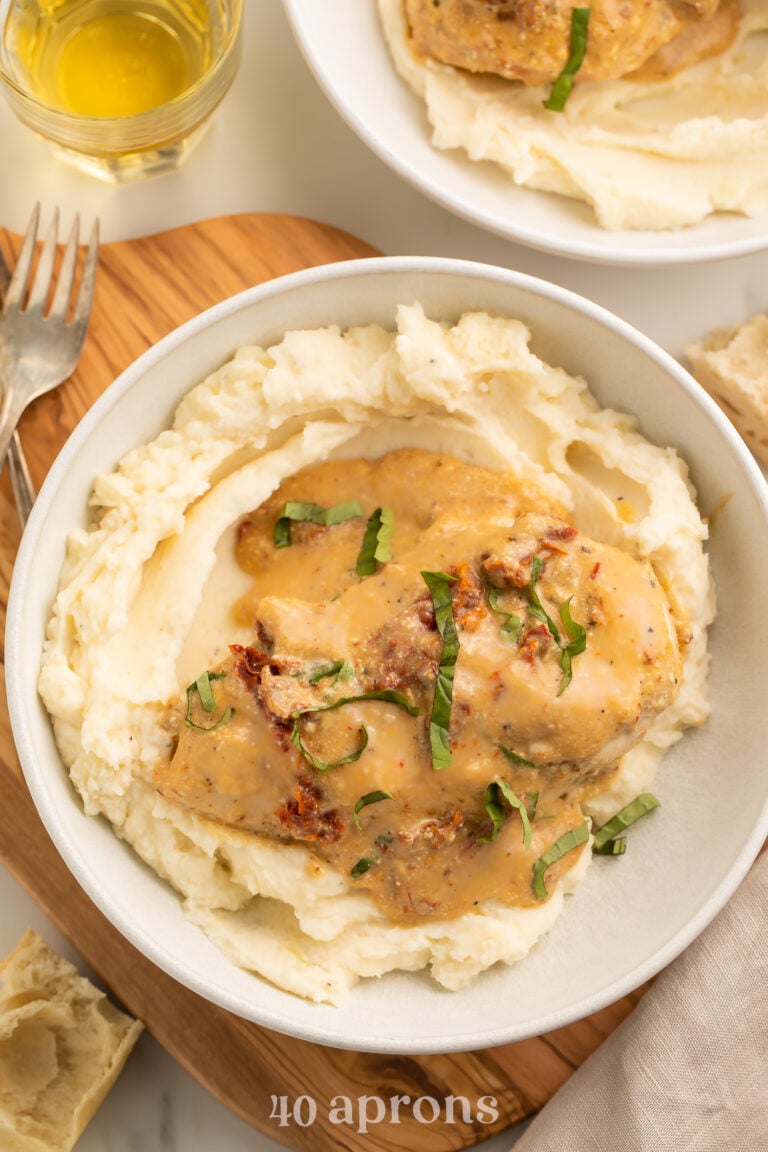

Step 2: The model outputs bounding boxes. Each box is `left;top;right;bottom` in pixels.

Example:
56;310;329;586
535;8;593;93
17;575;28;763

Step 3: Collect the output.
0;0;242;181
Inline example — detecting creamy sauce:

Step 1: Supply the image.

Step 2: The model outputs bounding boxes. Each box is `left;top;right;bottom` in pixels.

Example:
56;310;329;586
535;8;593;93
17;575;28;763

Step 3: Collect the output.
155;449;683;924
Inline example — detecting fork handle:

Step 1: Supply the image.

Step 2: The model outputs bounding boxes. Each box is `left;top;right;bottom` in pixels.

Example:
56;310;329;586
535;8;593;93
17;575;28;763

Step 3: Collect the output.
8;431;35;526
0;378;28;483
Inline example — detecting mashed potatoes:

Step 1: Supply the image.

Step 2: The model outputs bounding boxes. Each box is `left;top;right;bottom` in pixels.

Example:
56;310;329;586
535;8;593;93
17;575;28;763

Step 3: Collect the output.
379;0;768;230
39;305;713;1004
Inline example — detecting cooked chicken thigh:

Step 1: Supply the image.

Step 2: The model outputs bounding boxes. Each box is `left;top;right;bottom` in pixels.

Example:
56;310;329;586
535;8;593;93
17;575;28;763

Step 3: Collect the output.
156;451;684;923
404;0;740;85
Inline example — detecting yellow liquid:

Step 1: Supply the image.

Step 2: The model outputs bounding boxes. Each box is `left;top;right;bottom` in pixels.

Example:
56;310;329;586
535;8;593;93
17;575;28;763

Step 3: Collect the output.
57;12;188;115
5;0;215;117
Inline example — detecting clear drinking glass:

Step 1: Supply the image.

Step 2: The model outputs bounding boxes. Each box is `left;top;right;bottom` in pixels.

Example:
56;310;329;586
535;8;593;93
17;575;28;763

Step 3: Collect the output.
0;0;243;182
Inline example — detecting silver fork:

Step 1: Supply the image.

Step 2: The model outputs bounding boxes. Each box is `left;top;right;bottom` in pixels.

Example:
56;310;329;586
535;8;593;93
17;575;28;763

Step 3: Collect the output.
0;205;99;525
0;247;35;524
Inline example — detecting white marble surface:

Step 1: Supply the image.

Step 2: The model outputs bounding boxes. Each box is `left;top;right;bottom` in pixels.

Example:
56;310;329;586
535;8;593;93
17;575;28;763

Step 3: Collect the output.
0;874;531;1152
1;1;766;1148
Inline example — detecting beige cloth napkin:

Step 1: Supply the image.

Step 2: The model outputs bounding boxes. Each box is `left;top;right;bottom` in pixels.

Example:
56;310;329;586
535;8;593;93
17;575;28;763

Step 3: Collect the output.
515;850;768;1151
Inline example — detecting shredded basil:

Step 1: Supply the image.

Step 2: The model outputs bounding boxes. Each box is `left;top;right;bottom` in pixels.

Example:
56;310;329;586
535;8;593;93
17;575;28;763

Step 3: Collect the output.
557;597;588;696
307;658;354;686
273;499;363;548
290;689;419;771
300;688;419;718
526;791;540;823
526;557;588;695
543;7;590;112
353;790;394;830
290;718;369;772
593;836;627;856
194;670;224;711
498;744;536;769
323;501;363;525
592;793;660;853
185;705;233;733
532;820;589;899
481;780;533;849
185;670;233;732
528;556;561;643
356;507;395;577
421;570;459;770
351;857;376;878
487;585;522;642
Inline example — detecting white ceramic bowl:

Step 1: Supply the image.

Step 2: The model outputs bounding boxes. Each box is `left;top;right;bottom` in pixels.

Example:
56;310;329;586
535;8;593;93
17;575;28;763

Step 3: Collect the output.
7;257;768;1054
282;0;768;267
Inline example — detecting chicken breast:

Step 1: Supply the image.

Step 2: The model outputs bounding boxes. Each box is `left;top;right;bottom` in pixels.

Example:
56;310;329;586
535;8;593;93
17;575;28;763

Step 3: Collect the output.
156;459;684;924
403;0;739;85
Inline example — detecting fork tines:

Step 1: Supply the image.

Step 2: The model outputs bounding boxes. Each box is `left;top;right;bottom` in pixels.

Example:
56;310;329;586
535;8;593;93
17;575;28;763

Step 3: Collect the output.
5;203;99;324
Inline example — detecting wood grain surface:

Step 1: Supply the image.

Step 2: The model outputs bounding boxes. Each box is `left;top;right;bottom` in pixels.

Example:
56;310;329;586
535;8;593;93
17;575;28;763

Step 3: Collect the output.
0;214;646;1151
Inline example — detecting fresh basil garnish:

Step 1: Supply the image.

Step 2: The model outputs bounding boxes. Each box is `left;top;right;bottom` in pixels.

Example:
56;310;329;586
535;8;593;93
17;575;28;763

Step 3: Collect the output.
194;670;223;712
351;857;376;878
481;780;533;849
498;744;535;769
592;793;660;854
289;718;369;772
300;689;419;717
353;790;394;830
527;557;587;695
421;570;460;770
487;585;522;642
307;658;354;686
532;820;590;899
526;791;540;823
273;499;363;548
543;7;590;112
290;690;419;771
356;507;395;577
185;670;233;732
557;597;587;696
593;836;627;856
528;556;561;643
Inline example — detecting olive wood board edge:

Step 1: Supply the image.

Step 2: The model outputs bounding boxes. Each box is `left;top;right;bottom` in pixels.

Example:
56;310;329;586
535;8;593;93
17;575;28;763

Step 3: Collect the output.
0;213;644;1152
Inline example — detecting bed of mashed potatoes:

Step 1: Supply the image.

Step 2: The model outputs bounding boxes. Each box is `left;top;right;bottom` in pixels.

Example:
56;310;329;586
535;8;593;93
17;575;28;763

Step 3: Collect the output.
379;0;768;231
38;305;713;1004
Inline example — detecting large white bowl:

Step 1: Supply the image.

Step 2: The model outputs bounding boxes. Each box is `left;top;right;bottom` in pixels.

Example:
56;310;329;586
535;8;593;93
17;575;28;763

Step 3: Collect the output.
7;257;768;1054
282;0;768;267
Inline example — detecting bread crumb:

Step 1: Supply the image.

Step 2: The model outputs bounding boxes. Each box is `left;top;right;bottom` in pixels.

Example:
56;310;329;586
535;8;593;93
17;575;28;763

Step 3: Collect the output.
685;314;768;468
0;930;143;1152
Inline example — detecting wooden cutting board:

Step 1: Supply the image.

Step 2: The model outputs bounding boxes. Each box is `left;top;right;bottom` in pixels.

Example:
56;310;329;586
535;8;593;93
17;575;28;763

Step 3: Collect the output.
0;214;646;1151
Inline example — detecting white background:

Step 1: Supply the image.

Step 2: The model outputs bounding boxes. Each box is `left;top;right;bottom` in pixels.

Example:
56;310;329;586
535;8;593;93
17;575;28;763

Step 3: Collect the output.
1;1;766;1148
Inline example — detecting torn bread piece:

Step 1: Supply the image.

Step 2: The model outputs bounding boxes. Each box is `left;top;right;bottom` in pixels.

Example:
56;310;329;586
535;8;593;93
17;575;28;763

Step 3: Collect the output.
685;313;768;468
0;930;143;1152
